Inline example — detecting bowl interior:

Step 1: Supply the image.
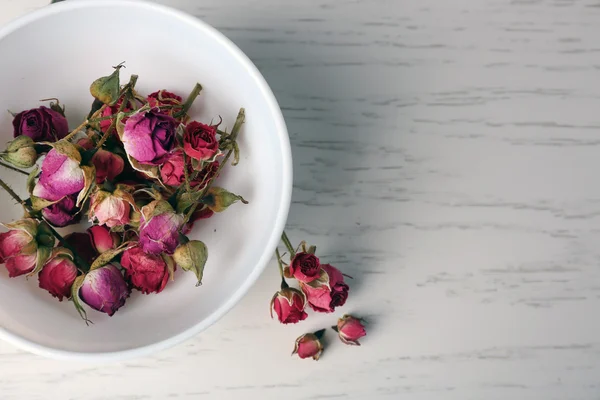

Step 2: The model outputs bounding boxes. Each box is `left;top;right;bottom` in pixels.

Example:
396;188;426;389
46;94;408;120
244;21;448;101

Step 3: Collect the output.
0;1;290;358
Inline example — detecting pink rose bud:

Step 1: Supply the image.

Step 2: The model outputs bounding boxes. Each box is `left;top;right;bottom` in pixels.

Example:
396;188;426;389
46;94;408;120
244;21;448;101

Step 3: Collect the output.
270;287;308;324
121;109;178;165
333;314;367;345
0;219;54;277
79;264;130;316
160;149;186;186
292;329;325;360
183;121;219;162
1;136;38;168
88;187;133;228
121;246;172;294
289;252;321;283
12;106;68;142
32;148;85;202
91;149;124;184
38;253;78;301
139;200;184;255
301;264;349;313
42;194;81;227
87;225;121;254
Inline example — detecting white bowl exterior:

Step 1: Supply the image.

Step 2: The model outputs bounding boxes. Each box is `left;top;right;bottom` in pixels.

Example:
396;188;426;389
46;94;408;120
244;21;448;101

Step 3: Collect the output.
0;1;291;360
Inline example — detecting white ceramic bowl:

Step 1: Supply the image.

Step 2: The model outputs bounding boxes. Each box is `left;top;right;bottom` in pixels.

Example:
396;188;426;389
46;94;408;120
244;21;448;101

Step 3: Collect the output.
0;0;292;360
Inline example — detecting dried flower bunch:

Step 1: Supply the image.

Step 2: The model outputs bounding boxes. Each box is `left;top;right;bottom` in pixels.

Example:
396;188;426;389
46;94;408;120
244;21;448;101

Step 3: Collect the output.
0;63;247;322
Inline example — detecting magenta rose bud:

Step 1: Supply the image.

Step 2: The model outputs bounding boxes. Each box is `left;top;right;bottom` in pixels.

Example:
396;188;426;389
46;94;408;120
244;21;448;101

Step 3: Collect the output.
270;287;308;324
183;121;219;162
38;255;78;301
139;200;184;255
41;194;80;227
79;264;130;316
121;246;172;294
292;329;325;360
301;264;349;313
33;148;85;202
289;252;321;283
91;149;124;184
333;314;367;346
12;106;68;142
88;225;121;254
160;149;186;186
121;109;178;165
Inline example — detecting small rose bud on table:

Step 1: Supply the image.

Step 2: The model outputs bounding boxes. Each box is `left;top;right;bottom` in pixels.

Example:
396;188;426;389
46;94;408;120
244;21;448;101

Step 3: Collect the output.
292;329;326;360
333;314;367;346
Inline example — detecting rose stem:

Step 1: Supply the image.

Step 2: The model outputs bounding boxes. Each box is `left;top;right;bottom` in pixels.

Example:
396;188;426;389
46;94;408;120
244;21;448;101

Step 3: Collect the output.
275;248;289;289
62;118;91;142
174;83;202;118
94;75;139;150
0;161;30;176
281;231;296;258
0;177;91;270
184;108;245;222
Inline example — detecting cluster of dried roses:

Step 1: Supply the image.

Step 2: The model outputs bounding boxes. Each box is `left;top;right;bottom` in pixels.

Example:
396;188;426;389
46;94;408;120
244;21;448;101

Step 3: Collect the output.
271;233;367;360
0;64;246;322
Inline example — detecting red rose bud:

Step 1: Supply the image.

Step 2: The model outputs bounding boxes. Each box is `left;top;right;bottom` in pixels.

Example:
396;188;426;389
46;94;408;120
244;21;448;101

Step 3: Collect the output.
99;97;132;133
1;136;38;168
64;232;97;265
270;287;308;324
91;149;124;184
12;106;68;142
147;90;183;117
0;219;54;277
301;264;349;313
88;225;121;254
38;252;78;301
121;246;172;294
183;121;219;162
79;264;130;316
292;329;325;360
173;240;207;286
333;314;367;345
289;252;321;283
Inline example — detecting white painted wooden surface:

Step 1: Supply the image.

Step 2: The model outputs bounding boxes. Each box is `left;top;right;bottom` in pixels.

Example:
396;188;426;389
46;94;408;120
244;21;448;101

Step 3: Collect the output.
1;0;600;398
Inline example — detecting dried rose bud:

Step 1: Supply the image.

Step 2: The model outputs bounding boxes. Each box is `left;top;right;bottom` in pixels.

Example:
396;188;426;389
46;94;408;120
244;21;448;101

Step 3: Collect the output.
1;135;38;168
121;246;173;294
160;149;187;187
64;232;97;265
289;252;321;283
292;329;325;360
183;121;219;162
12;106;68;142
88;225;121;254
42;194;81;227
120;110;177;165
0;219;54;277
147;90;183;118
32;147;85;202
270;287;308;324
333;314;367;346
91;149;124;184
88;186;135;228
300;264;349;313
79;264;130;316
173;240;207;286
38;250;78;301
139;200;184;255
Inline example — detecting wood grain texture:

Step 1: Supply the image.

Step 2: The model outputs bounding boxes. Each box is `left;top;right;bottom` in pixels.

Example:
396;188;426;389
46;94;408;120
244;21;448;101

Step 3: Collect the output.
2;0;600;398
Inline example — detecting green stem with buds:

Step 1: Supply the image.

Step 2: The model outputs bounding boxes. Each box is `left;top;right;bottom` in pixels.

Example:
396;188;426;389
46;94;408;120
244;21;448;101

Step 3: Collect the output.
174;83;202;118
275;248;288;289
281;231;295;258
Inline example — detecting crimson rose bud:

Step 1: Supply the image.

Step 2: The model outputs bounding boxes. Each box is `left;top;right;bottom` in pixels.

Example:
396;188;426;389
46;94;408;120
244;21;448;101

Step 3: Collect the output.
91;149;124;184
38;255;78;301
64;232;97;265
12;106;68;142
79;264;130;316
0;228;37;277
270;287;308;324
88;225;121;254
183;121;219;162
289;252;321;283
301;264;349;313
333;314;367;345
292;329;325;360
121;246;171;294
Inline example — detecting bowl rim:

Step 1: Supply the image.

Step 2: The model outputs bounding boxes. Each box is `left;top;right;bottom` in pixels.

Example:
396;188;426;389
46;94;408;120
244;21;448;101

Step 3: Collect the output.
0;0;292;361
